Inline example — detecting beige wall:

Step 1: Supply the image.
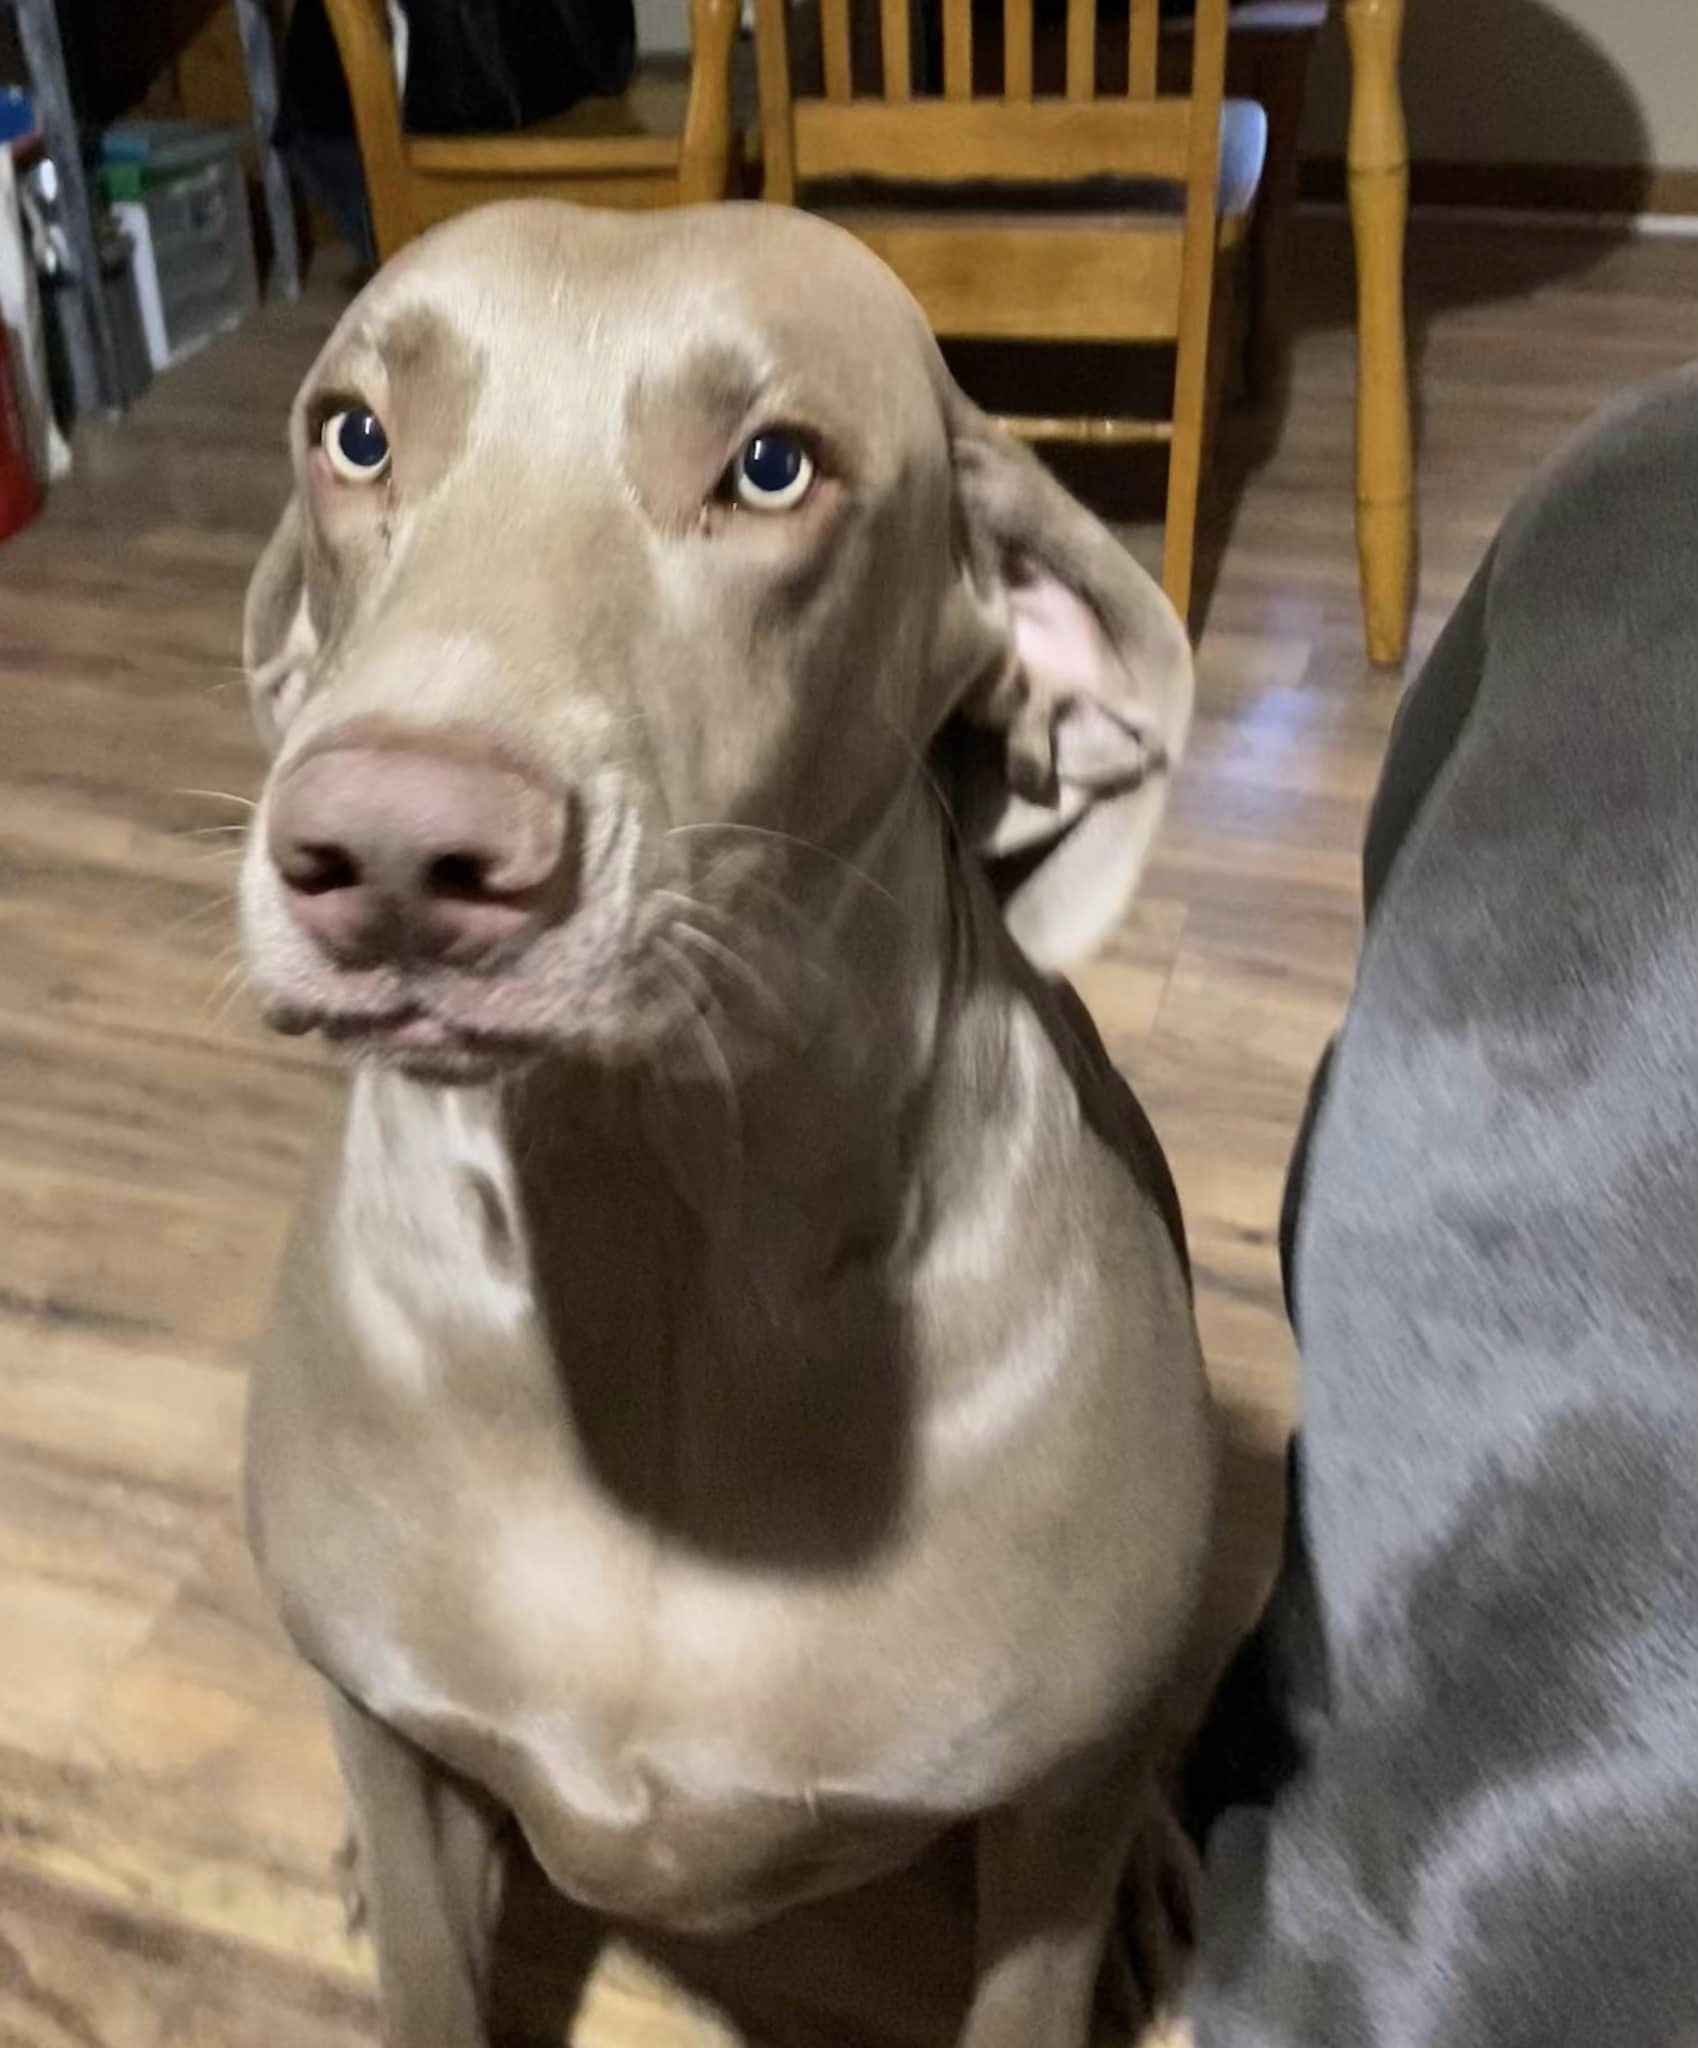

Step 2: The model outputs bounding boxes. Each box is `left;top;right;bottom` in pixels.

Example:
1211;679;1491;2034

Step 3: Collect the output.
635;0;1698;173
1301;0;1698;170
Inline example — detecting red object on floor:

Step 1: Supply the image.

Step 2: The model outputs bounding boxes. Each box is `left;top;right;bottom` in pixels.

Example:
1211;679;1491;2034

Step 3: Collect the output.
0;322;42;544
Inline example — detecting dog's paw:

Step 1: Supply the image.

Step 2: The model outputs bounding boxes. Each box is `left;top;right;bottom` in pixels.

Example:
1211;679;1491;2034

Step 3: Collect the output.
1111;1796;1200;2034
332;1822;370;1938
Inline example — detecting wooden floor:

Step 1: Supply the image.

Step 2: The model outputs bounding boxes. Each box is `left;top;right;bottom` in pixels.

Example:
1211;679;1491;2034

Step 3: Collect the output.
2;214;1694;2047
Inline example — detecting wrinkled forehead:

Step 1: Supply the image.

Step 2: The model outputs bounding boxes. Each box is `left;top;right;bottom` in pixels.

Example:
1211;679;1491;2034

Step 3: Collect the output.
295;202;947;480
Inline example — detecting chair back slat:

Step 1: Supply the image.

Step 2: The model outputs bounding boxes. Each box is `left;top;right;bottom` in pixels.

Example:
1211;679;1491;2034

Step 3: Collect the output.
942;0;973;98
820;0;855;97
759;0;1222;199
878;0;913;97
1003;0;1033;97
1065;0;1095;98
1128;0;1158;96
753;0;799;196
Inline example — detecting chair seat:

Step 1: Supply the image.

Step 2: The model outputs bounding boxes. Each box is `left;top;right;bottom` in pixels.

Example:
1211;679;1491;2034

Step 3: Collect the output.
406;46;760;171
515;61;694;141
405;58;693;172
805;95;1266;225
1217;94;1267;216
1217;0;1325;30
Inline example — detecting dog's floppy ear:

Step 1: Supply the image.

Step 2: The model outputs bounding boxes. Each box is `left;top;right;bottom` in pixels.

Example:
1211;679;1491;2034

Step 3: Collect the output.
243;495;320;754
939;399;1193;970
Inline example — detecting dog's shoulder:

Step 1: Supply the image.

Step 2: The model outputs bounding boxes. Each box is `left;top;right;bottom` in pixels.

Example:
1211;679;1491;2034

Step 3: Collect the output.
1034;973;1190;1291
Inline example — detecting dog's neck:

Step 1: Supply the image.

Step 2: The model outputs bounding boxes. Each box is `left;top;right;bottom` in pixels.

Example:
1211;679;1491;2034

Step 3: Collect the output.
636;790;975;1230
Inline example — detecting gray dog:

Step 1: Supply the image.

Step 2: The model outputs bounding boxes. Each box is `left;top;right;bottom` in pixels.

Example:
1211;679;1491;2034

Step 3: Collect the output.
238;199;1213;2048
1185;373;1698;2046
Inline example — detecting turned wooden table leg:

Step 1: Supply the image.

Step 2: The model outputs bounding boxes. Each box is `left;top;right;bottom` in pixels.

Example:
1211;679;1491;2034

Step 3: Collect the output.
1345;0;1413;666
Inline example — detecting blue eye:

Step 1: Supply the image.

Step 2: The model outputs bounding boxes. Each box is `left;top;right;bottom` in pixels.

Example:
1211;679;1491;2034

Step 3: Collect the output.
321;407;391;483
731;430;814;512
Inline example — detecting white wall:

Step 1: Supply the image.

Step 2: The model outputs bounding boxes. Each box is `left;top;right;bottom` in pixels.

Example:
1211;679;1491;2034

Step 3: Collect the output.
1301;0;1698;171
635;0;694;55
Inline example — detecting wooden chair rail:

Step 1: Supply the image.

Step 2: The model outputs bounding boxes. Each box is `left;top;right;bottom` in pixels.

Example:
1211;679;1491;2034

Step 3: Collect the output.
791;95;1193;185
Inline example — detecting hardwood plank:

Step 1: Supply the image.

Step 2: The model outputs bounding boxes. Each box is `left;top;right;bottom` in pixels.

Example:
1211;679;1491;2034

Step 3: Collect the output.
0;1161;290;1347
0;1863;187;2048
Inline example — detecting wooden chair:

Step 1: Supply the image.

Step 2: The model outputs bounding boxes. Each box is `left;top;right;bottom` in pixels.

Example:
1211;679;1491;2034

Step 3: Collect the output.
321;0;744;264
1167;3;1326;402
752;0;1249;620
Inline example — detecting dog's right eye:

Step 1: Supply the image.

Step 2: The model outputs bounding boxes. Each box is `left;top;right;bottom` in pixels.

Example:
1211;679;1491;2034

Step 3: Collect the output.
321;407;392;485
725;430;815;513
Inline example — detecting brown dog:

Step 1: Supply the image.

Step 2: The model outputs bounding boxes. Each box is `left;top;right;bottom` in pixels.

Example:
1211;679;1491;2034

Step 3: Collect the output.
239;199;1212;2048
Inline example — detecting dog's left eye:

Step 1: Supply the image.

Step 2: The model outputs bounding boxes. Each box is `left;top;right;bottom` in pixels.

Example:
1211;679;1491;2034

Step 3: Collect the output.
321;407;391;484
728;430;814;513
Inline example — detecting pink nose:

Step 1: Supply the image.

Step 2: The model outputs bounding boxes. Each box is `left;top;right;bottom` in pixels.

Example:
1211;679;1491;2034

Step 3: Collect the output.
267;727;570;968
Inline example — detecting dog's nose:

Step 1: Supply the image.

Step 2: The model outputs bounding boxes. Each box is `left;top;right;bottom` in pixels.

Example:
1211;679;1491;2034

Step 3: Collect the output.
267;731;570;968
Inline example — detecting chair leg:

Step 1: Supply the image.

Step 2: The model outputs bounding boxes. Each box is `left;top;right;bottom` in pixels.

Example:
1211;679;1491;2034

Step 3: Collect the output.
1162;247;1235;634
1243;37;1315;407
1163;281;1224;632
679;0;742;201
1162;0;1226;635
1205;246;1240;464
1161;427;1201;634
321;0;415;261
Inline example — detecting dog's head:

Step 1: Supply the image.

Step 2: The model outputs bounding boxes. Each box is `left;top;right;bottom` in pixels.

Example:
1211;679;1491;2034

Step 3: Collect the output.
241;201;1191;1083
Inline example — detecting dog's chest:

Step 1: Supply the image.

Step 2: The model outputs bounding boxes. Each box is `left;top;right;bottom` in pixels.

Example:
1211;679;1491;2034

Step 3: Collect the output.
270;1086;1081;1929
324;1473;961;1929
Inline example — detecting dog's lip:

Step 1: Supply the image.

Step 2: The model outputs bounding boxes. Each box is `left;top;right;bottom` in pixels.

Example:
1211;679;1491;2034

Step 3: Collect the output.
263;996;545;1075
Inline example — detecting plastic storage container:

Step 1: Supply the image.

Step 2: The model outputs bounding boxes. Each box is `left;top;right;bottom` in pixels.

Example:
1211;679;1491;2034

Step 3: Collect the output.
98;124;259;372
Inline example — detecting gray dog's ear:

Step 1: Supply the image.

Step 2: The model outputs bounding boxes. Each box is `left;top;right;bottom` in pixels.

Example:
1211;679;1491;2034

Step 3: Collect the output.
243;496;320;754
939;401;1193;970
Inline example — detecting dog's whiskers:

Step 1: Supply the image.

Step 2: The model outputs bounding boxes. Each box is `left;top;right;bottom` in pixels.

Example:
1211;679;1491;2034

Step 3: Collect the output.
682;846;878;1021
161;890;239;939
688;858;877;1043
875;709;960;838
691;849;817;943
201;957;252;1033
173;787;258;812
654;891;790;1028
654;936;745;1217
666;821;900;912
675;923;788;1028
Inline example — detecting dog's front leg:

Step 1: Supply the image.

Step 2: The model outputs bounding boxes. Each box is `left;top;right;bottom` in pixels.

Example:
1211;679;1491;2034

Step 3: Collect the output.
327;1687;506;2048
959;1754;1146;2048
